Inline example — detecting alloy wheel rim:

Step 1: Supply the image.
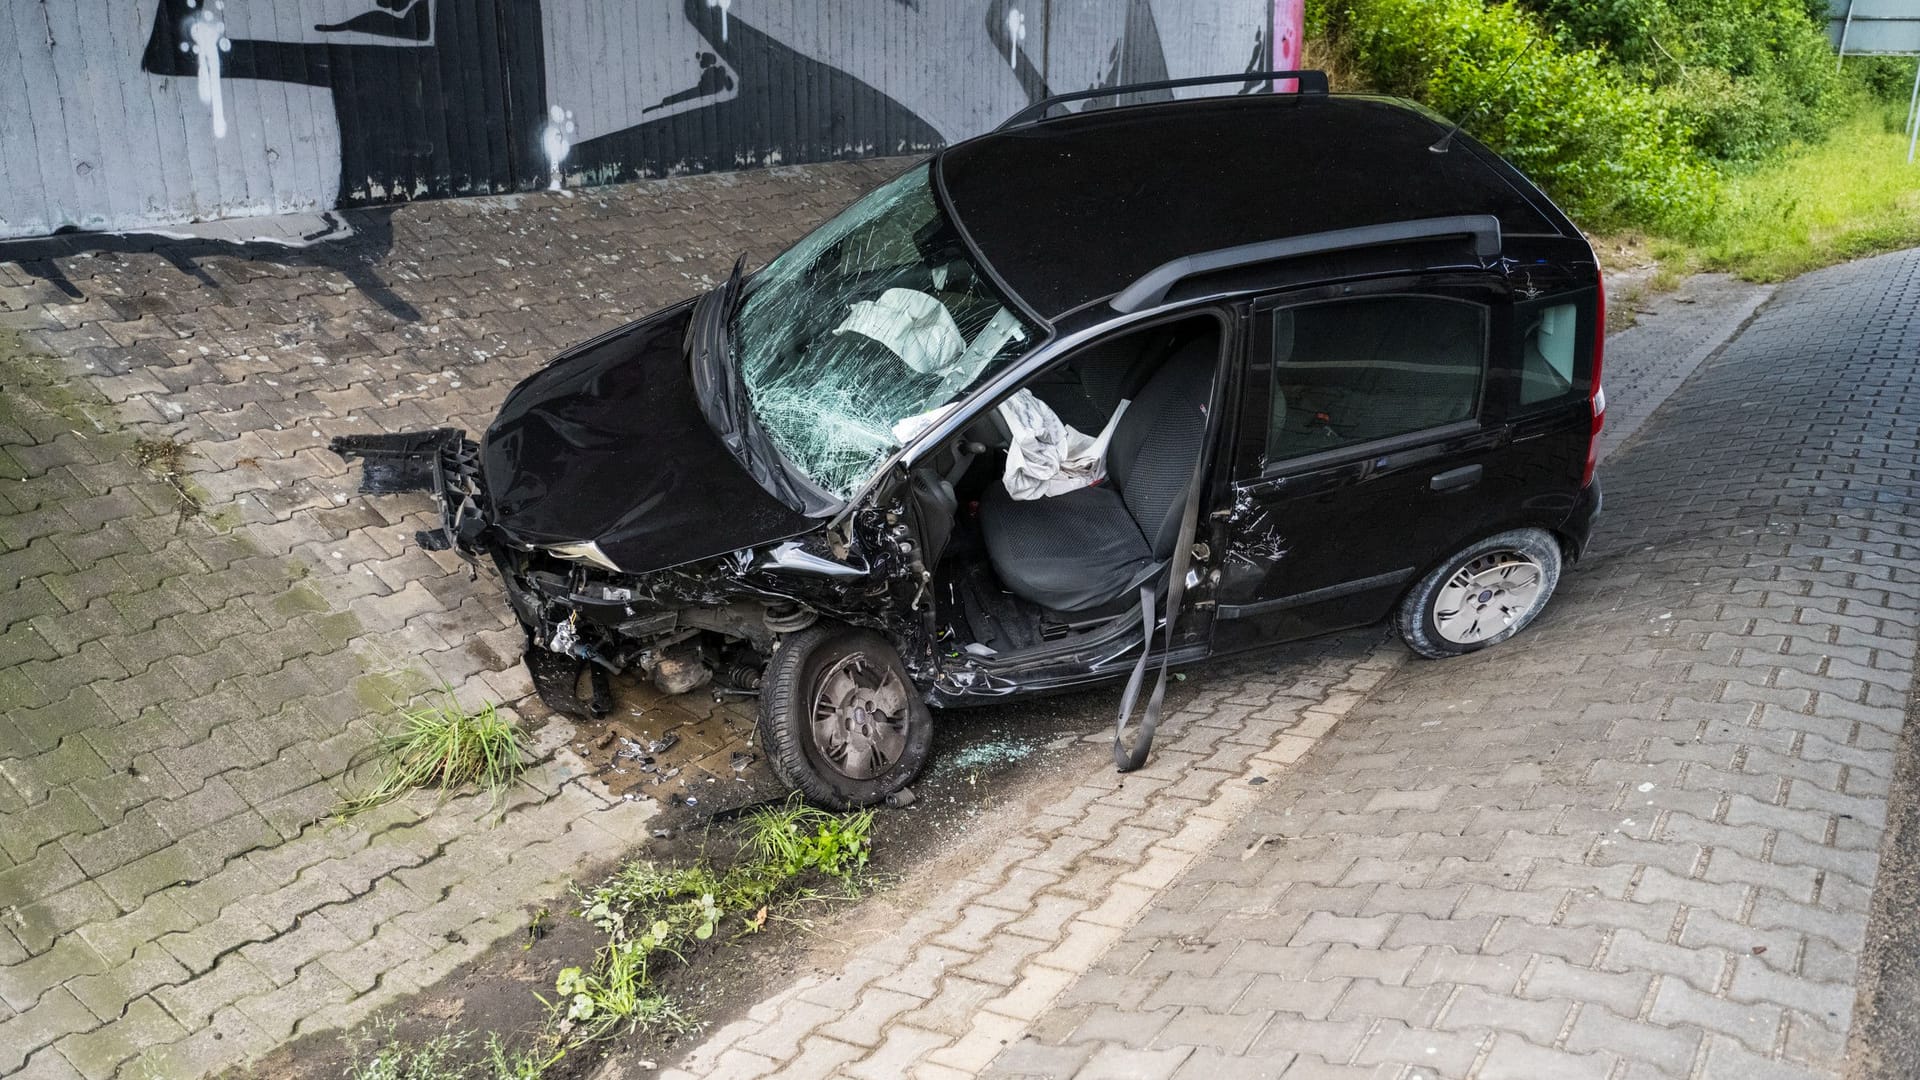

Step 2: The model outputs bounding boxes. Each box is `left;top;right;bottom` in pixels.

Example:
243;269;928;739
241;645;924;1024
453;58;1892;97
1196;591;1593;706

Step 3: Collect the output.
1433;551;1546;645
810;653;911;780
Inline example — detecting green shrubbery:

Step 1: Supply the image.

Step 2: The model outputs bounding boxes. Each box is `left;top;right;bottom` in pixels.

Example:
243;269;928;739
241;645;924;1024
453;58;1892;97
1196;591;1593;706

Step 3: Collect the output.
1314;0;1864;235
1528;0;1840;163
1331;0;1716;231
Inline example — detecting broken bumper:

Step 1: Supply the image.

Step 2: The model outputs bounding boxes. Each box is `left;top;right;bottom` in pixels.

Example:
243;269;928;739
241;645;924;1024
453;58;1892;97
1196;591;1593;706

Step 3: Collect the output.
330;428;490;561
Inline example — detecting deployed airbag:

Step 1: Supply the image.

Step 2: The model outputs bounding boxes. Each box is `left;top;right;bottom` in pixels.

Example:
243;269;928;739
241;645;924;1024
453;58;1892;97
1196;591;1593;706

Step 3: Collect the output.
834;289;968;380
995;390;1130;500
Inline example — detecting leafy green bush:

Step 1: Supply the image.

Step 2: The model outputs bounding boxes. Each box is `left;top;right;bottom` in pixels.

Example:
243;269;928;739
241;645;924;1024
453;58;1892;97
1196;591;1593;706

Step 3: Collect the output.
1525;0;1841;162
1845;55;1920;103
1334;0;1717;231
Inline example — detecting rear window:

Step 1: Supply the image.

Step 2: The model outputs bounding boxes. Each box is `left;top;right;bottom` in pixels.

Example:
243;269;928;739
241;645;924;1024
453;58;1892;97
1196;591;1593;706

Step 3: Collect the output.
1520;302;1579;406
1266;296;1487;462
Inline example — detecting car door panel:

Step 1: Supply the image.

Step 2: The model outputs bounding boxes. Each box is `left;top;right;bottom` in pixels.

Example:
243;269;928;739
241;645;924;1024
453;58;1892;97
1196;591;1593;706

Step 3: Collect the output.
1208;281;1515;654
1215;422;1509;646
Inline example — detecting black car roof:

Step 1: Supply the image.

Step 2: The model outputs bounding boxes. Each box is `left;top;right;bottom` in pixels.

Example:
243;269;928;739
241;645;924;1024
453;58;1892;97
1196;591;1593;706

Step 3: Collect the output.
937;93;1567;322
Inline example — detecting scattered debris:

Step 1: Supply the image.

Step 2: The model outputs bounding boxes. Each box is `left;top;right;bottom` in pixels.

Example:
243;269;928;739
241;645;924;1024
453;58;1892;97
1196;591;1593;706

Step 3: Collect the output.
131;437;203;520
940;736;1038;772
884;787;917;809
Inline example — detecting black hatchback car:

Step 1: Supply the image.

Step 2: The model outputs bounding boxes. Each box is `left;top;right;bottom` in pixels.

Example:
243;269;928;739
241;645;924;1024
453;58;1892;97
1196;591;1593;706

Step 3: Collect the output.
336;73;1605;808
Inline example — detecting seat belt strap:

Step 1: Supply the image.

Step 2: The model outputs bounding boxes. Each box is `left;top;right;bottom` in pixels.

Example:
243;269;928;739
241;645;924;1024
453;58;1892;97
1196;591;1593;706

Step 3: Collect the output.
1113;431;1211;773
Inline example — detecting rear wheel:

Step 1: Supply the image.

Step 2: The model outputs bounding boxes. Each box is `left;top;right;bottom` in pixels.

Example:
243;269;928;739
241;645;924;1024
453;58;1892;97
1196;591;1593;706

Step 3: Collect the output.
1397;529;1562;659
757;624;933;809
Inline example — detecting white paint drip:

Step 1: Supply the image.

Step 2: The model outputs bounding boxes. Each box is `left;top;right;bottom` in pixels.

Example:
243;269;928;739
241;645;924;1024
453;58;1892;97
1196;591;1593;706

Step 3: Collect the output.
179;0;232;139
1005;8;1025;69
541;105;577;192
708;0;732;42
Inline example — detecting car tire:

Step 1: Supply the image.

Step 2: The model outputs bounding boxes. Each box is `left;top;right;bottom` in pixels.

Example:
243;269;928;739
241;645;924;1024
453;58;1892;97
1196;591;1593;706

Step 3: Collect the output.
1397;528;1563;659
756;623;933;809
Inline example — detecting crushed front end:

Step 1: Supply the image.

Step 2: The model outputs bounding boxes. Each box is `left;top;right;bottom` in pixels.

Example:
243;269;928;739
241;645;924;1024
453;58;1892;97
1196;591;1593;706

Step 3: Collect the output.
331;428;932;719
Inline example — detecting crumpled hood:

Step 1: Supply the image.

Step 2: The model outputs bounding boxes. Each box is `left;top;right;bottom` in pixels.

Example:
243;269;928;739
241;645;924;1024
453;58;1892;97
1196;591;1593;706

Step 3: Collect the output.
481;300;819;574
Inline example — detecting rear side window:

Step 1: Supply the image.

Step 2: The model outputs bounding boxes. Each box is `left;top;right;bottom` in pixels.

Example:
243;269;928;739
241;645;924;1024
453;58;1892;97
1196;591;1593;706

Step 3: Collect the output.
1266;296;1486;463
1520;302;1579;405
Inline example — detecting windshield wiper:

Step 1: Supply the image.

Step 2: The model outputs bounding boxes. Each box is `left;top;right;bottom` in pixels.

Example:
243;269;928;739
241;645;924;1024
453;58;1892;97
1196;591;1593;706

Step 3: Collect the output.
688;256;747;436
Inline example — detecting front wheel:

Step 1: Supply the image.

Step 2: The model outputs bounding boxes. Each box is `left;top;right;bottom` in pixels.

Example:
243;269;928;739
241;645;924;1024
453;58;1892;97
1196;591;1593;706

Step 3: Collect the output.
756;624;933;809
1397;529;1562;659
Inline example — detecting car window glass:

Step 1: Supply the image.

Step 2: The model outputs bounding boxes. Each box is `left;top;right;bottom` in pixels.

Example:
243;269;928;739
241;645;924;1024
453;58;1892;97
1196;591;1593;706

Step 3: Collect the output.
1519;302;1578;406
733;165;1039;500
1267;296;1485;463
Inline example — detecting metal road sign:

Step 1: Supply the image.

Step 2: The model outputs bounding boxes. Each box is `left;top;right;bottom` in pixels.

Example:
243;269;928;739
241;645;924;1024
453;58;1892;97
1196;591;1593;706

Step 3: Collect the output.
1829;1;1920;161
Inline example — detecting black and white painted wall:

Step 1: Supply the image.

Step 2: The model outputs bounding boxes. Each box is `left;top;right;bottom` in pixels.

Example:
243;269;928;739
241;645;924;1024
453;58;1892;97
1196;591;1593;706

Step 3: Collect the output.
0;0;1272;240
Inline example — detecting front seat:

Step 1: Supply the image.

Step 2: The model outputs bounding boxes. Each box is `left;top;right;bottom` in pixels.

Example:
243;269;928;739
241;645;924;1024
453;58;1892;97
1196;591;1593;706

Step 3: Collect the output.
979;337;1215;614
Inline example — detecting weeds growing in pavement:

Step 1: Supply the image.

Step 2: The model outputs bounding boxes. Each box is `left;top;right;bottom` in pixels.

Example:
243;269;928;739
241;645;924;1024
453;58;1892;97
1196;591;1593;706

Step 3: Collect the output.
331;799;873;1079
341;1023;564;1080
336;689;525;819
556;798;873;1040
341;1023;471;1080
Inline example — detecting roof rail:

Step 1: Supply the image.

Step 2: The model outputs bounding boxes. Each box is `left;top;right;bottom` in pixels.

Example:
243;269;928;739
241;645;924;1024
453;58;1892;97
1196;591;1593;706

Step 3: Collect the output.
1110;215;1503;314
997;70;1330;131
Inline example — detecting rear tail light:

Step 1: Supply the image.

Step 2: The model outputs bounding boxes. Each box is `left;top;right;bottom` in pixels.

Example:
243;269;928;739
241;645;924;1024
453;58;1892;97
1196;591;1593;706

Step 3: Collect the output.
1582;278;1607;487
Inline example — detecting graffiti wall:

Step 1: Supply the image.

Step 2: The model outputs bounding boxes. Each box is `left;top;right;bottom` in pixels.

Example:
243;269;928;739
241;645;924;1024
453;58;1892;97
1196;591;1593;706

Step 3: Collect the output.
0;0;1272;241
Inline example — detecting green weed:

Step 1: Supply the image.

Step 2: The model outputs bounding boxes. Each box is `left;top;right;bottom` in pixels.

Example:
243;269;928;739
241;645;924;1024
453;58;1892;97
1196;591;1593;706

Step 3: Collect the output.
342;1023;470;1080
747;799;874;881
481;1032;564;1080
337;689;525;819
341;1021;564;1080
333;802;873;1075
557;798;873;1041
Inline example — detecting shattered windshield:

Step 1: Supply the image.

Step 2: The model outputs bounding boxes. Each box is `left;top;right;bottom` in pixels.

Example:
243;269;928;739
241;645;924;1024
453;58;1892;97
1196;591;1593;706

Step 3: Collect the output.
733;165;1037;499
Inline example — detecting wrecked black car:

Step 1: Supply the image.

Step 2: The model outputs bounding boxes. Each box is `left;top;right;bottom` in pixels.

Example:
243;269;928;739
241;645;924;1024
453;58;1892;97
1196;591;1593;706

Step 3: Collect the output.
335;73;1604;808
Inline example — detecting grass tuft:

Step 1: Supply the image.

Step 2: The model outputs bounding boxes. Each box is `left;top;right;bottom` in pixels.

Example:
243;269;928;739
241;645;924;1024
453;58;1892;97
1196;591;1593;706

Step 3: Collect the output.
337;688;525;819
343;1023;470;1080
341;1021;560;1080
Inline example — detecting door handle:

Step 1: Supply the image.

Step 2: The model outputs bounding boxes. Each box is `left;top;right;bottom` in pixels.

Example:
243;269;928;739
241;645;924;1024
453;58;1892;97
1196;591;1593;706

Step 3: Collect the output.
1430;464;1483;492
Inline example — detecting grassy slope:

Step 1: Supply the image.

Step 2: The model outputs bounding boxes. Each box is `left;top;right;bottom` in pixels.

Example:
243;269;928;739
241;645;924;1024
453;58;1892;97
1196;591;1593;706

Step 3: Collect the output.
1651;101;1920;282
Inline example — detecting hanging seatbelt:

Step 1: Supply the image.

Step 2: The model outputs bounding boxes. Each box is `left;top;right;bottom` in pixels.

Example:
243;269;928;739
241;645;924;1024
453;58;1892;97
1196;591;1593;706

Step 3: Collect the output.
1113;436;1212;772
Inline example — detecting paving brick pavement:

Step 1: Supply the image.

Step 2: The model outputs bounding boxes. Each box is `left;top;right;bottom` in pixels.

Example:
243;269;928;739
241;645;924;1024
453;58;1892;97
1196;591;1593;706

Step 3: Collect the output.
987;249;1920;1079
1595;274;1773;462
0;161;904;1078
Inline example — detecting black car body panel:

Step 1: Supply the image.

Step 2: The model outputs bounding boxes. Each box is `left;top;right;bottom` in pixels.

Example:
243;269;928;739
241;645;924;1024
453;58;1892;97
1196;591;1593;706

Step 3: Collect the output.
479;298;819;574
938;94;1567;321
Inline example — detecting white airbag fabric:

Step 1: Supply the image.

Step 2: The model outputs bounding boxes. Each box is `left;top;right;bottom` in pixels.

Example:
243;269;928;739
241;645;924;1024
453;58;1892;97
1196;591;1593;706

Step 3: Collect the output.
997;390;1130;500
834;288;967;376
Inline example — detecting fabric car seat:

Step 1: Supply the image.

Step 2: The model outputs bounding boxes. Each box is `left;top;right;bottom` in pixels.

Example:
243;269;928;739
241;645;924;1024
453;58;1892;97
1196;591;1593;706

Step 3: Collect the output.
979;337;1215;613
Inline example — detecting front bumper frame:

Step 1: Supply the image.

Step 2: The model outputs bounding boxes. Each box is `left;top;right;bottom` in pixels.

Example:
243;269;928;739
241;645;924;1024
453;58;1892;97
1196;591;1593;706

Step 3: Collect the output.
331;428;489;572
